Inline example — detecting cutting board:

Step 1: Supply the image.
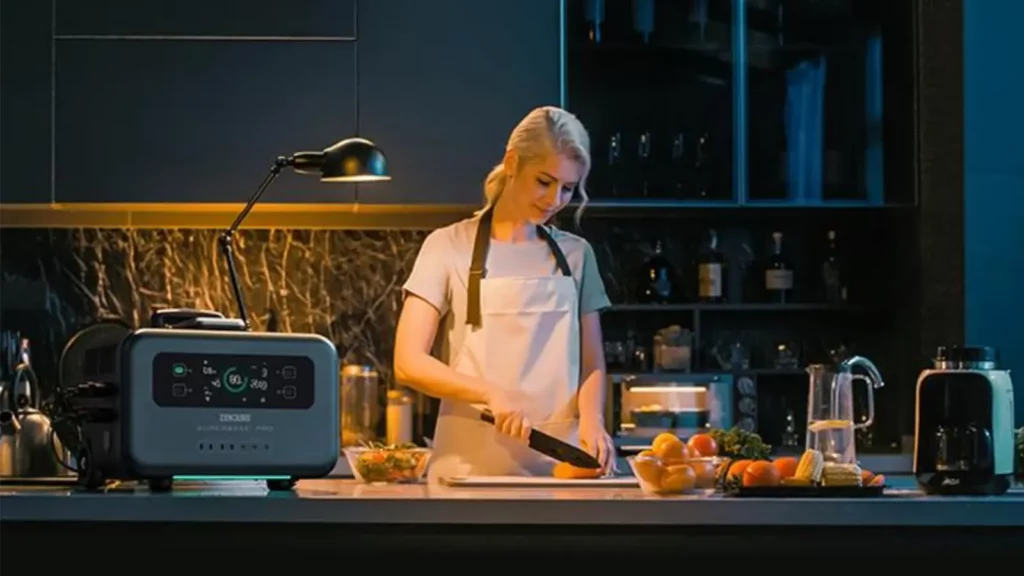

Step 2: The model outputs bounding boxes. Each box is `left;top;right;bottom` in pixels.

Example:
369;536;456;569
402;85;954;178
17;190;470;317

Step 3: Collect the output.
440;475;639;488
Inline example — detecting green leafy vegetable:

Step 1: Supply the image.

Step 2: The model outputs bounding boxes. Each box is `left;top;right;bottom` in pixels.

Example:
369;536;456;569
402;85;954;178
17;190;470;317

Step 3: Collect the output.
707;427;772;461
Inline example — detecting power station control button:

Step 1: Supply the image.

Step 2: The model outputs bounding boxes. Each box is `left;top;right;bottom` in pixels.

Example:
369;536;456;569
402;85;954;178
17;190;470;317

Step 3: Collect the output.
171;383;187;398
282;386;296;400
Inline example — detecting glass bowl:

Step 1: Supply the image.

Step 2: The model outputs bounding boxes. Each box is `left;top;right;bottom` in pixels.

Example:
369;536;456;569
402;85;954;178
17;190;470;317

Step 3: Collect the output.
627;455;715;495
344;445;432;484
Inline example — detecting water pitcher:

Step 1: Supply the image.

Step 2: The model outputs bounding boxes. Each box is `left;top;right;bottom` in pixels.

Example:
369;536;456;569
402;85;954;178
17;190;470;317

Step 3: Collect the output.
805;356;885;464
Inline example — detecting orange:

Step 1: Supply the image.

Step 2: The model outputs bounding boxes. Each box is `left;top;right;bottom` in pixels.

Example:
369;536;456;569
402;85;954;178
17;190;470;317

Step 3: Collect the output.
860;469;875;485
651;432;681;453
660;464;697;493
726;459;753;483
742;460;782;487
687;458;717;488
653;437;690;463
687;433;719;457
637;449;657;459
772;456;799;479
631;457;665;485
553;462;602;480
867;474;886;487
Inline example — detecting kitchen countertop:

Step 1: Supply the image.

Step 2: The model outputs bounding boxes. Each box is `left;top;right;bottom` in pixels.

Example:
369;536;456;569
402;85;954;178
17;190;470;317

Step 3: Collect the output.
2;475;1022;527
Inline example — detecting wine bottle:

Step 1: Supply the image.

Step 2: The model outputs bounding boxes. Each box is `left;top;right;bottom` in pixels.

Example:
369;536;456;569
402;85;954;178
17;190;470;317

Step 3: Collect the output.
697;229;726;303
764;231;793;303
821;229;847;303
636;240;676;304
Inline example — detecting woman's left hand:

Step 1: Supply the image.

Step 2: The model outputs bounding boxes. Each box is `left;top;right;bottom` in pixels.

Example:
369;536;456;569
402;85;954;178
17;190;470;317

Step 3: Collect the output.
579;417;617;476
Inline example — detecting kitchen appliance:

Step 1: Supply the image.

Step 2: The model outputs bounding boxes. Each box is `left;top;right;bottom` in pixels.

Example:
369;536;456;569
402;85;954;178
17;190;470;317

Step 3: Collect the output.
805;355;885;465
914;345;1015;495
609;372;743;452
479;410;601;469
53;309;339;492
0;357;72;478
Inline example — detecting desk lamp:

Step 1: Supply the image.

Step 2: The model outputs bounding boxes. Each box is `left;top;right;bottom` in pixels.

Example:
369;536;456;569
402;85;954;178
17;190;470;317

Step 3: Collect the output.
219;137;389;330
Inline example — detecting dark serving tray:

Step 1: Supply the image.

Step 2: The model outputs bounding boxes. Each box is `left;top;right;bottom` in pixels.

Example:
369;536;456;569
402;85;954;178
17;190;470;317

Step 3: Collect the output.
725;484;886;498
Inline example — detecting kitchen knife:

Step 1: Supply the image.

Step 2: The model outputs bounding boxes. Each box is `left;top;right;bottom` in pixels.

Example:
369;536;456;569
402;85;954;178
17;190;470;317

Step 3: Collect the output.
479;410;602;469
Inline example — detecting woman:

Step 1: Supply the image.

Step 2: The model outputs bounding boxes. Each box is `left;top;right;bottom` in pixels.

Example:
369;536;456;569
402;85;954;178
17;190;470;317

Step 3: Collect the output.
393;106;614;481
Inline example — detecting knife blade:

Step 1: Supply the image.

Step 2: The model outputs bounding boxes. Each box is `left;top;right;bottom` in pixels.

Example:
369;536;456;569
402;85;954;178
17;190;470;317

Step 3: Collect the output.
478;410;601;469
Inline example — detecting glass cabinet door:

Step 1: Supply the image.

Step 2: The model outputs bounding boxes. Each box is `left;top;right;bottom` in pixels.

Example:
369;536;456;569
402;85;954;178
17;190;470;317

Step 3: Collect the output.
742;0;912;206
565;0;739;205
563;0;915;207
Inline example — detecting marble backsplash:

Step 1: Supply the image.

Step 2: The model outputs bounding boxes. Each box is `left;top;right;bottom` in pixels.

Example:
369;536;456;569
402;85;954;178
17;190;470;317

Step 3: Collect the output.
0;228;428;390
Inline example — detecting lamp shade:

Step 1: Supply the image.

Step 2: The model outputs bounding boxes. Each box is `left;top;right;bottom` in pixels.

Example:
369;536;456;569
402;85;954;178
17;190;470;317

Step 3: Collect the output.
289;137;389;182
317;137;390;182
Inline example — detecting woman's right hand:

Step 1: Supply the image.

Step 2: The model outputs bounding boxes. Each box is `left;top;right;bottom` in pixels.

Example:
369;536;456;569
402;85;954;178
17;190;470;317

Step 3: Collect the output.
486;389;532;444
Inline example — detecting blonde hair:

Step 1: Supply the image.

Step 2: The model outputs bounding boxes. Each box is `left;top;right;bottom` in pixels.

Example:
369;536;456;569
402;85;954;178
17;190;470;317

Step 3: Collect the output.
479;106;592;226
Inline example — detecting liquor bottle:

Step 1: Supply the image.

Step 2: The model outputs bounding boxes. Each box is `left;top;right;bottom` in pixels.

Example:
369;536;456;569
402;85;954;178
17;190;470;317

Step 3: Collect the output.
764;231;793;303
697;229;726;303
821;229;847;304
636;241;676;304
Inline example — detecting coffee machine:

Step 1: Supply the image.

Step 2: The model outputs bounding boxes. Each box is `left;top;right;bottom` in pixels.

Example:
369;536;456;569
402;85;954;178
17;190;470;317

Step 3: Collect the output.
914;345;1015;495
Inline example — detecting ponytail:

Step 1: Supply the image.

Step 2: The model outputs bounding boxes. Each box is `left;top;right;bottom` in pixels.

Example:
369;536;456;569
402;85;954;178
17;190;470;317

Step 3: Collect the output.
478;163;508;214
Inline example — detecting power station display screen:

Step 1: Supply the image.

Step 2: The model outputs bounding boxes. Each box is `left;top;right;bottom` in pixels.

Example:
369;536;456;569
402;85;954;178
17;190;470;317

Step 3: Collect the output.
152;353;315;409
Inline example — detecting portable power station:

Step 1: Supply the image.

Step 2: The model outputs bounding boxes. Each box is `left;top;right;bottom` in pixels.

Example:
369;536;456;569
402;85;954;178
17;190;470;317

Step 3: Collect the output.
53;310;339;492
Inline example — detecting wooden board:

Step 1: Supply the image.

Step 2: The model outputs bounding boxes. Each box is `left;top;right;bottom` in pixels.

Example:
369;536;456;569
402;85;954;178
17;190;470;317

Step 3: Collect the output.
440;475;639;488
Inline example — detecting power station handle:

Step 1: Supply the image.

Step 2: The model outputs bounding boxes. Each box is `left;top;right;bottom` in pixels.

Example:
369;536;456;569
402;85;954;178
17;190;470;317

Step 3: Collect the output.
150;308;225;328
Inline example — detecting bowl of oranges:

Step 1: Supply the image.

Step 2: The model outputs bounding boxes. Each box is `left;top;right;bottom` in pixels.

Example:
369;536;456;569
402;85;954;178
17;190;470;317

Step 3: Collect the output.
626;431;722;496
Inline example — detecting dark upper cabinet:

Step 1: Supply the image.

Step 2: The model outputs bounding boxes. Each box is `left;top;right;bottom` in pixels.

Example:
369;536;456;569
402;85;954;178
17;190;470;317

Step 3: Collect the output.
356;0;562;205
55;0;355;38
54;40;357;203
0;0;53;204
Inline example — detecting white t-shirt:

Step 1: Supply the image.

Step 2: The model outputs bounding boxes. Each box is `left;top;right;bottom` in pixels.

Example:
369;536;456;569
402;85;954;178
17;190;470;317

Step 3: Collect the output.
402;216;611;364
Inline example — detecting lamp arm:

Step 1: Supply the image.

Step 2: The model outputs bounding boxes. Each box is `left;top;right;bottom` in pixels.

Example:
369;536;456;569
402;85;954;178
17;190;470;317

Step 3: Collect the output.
218;156;292;329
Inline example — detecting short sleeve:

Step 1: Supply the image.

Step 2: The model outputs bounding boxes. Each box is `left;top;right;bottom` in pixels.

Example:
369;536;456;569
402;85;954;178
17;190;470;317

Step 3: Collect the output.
579;241;611;315
402;229;451;316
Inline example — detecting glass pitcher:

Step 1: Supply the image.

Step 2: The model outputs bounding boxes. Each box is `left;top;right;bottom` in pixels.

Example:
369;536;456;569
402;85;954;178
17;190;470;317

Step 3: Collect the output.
805;356;885;464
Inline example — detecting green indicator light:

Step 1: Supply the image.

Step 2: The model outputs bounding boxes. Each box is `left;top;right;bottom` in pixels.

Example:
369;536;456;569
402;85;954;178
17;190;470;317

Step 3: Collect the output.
172;363;187;376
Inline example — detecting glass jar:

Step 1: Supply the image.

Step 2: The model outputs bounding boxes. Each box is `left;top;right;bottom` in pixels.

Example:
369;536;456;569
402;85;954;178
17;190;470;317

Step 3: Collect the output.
386;389;414;446
340;364;379;447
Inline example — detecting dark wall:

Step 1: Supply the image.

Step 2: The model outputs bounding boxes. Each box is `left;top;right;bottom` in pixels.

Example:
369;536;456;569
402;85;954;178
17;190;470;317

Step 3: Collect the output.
964;0;1024;424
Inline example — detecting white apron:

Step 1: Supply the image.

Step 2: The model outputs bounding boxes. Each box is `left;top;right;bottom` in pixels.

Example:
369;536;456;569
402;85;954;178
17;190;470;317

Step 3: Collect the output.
427;208;581;482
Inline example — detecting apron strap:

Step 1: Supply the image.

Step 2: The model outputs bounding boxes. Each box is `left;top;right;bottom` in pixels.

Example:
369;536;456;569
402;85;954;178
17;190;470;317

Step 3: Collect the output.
466;209;574;327
467;208;493;327
536;225;573;277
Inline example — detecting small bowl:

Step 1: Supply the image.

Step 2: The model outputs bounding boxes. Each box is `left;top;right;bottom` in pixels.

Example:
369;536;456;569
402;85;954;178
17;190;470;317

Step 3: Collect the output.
344;446;432;484
627;455;704;496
